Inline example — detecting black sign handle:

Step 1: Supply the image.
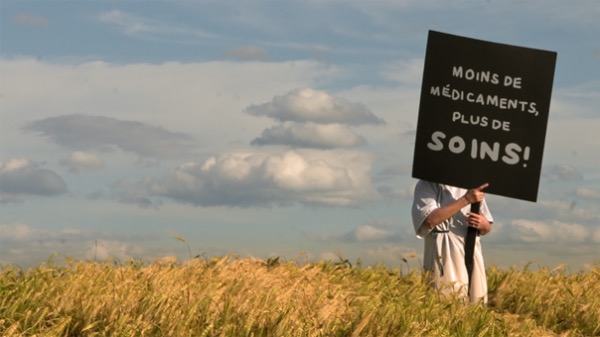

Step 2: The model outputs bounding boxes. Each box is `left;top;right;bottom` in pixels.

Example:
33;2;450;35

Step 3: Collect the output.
464;201;480;296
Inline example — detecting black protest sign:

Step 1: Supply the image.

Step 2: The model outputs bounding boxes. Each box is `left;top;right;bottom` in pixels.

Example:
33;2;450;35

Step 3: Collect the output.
412;31;557;202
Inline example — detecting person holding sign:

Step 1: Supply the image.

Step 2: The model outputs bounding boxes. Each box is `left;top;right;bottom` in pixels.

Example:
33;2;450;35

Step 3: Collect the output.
411;180;493;303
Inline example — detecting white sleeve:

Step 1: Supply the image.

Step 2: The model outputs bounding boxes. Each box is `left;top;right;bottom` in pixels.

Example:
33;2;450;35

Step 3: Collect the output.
411;180;439;238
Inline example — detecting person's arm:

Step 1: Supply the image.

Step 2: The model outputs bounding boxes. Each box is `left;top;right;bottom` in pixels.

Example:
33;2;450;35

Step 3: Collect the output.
422;183;489;230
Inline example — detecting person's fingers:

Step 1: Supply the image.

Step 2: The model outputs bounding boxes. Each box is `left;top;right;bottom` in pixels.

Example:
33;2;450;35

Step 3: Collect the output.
468;213;479;219
476;183;489;191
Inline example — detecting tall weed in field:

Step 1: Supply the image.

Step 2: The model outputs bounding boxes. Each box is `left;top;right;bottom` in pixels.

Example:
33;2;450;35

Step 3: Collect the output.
1;256;598;336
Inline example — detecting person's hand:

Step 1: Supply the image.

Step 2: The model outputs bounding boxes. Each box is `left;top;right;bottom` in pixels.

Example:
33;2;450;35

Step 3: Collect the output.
468;212;492;235
464;183;489;204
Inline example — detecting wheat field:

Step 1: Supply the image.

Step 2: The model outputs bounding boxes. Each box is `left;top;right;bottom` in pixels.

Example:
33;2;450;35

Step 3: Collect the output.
1;256;599;337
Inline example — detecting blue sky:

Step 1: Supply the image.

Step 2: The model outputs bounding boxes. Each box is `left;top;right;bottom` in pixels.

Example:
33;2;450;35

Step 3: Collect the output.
1;0;599;270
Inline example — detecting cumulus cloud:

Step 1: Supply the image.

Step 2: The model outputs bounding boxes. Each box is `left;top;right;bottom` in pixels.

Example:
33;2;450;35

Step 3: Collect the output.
246;88;385;125
490;196;600;227
25;114;195;159
223;45;270;61
0;222;158;266
324;220;409;243
354;224;393;241
60;151;104;172
86;240;137;261
510;219;589;243
111;149;378;208
251;122;367;149
0;158;68;202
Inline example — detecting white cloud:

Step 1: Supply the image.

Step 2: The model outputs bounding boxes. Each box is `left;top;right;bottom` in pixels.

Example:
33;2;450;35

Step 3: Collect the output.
0;158;31;172
60;151;104;172
326;220;409;243
251;122;367;149
246;88;385;125
552;221;589;242
0;222;164;267
111;149;378;208
536;199;600;222
510;219;588;243
510;220;553;242
355;224;391;241
86;240;133;261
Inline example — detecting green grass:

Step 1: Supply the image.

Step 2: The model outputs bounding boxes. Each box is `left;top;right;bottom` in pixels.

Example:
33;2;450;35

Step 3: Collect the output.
1;256;599;336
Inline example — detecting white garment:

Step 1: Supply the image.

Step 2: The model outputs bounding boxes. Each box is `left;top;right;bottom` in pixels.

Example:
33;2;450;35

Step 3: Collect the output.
411;180;493;303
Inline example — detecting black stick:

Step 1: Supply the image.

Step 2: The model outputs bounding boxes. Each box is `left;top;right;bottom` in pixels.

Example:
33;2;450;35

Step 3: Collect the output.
464;201;480;296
